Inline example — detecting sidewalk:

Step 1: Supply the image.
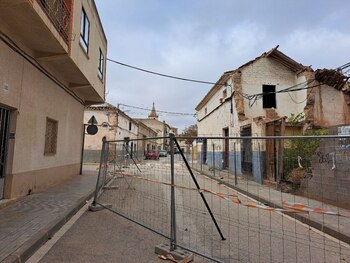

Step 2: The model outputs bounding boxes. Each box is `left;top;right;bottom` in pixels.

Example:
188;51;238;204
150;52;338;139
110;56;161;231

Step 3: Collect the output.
191;163;350;245
0;169;98;263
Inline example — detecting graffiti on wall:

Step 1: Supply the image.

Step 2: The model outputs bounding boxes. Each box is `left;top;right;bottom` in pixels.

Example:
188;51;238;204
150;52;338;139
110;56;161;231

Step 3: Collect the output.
338;125;350;149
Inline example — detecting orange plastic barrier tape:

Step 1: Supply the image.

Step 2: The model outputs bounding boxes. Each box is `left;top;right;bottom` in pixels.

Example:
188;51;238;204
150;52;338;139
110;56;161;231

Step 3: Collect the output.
113;172;350;218
282;201;350;218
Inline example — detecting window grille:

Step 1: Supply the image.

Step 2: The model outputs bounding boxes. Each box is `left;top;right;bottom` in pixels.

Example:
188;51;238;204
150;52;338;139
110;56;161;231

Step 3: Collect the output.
44;118;58;155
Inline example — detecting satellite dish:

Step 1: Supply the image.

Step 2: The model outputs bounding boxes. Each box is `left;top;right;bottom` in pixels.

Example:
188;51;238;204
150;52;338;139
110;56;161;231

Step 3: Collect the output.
87;125;98;135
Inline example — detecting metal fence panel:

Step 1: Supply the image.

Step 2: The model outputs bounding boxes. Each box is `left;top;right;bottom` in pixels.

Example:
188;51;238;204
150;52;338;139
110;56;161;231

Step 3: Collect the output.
92;135;350;262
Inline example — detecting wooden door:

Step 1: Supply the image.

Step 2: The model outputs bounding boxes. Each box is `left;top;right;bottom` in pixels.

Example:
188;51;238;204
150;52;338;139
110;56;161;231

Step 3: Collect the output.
265;119;285;182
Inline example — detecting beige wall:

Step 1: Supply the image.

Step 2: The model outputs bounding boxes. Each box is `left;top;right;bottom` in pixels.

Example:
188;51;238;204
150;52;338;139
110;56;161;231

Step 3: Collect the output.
0;0;107;198
1;41;84;198
197;57;309;139
136;119;169;150
0;0;107;104
312;85;350;128
84;109;117;150
70;0;107;100
116;112;138;141
240;57;307;118
137;123;158;152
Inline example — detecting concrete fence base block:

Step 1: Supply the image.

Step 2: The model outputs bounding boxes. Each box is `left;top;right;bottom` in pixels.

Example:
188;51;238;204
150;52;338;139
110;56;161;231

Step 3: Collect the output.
155;244;194;262
88;203;112;212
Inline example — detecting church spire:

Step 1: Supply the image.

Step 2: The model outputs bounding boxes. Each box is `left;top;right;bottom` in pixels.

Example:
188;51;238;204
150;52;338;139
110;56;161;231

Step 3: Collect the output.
148;102;158;120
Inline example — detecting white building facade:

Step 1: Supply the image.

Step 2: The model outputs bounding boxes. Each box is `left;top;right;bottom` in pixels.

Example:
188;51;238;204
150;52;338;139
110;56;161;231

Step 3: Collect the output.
196;47;310;183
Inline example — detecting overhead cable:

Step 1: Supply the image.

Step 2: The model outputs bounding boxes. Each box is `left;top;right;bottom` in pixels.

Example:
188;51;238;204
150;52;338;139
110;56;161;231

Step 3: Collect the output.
107;57;349;106
107;58;217;85
118;103;196;116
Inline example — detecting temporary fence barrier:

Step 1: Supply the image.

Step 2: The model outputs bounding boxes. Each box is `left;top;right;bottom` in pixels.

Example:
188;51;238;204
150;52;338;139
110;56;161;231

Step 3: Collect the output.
91;134;350;263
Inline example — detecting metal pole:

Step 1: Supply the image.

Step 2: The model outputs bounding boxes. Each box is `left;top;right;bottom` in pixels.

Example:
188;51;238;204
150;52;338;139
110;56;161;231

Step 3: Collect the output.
103;141;109;184
213;143;215;177
80;124;87;175
191;144;194;168
174;138;226;240
169;133;177;250
113;143;116;175
234;142;237;185
258;142;262;184
92;137;107;206
201;142;203;171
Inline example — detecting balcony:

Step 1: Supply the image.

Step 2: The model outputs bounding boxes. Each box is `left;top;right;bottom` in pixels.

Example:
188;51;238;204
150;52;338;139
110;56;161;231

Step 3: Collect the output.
0;0;104;104
37;0;71;44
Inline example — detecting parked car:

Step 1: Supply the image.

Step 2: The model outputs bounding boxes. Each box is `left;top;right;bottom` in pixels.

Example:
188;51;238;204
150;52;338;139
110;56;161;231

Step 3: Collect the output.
145;151;159;160
159;150;167;157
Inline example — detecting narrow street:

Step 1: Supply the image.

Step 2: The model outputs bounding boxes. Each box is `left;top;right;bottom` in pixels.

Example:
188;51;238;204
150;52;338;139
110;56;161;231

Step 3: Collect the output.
31;158;350;263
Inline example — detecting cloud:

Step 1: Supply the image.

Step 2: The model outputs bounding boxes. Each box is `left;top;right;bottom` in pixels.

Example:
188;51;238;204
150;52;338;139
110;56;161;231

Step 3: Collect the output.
96;0;350;132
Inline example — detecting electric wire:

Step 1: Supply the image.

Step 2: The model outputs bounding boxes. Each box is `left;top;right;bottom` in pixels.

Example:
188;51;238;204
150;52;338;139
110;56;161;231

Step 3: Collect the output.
107;58;217;85
118;103;196;116
107;57;350;109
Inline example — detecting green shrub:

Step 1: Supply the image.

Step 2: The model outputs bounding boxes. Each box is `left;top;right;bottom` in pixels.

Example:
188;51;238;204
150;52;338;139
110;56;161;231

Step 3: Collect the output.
284;129;328;183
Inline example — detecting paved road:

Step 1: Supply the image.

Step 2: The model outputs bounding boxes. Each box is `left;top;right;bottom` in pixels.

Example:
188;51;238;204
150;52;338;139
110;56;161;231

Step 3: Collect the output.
29;157;350;263
35;207;169;263
97;157;350;263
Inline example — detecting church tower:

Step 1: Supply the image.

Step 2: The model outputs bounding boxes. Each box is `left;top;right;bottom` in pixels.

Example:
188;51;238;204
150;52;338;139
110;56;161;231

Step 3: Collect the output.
148;102;158;120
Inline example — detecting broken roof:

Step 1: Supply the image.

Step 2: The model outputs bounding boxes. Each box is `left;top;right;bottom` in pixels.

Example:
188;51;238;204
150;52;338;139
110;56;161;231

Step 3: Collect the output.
195;46;308;111
237;45;307;73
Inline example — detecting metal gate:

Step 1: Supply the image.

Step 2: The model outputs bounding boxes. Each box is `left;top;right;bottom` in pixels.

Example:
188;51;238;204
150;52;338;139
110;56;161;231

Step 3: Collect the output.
0;107;10;200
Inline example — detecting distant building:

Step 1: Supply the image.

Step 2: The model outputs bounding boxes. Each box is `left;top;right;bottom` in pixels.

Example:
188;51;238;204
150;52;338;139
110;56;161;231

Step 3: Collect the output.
169;126;178;136
195;46;350;183
0;0;107;199
84;103;142;161
84;103;118;162
135;103;176;151
137;121;158;154
115;108;139;156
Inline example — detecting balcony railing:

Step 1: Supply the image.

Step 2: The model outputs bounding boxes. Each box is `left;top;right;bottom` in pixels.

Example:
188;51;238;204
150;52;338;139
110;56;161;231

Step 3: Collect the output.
37;0;71;44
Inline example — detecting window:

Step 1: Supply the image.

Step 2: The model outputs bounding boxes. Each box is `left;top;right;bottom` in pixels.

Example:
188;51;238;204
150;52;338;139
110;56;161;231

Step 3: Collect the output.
98;48;104;79
44;118;58;155
262;85;276;109
80;8;90;53
204;108;207;115
129;122;132;131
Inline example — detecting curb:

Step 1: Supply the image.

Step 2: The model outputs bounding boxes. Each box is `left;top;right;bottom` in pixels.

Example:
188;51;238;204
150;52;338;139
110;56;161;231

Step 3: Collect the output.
2;190;95;263
193;167;350;246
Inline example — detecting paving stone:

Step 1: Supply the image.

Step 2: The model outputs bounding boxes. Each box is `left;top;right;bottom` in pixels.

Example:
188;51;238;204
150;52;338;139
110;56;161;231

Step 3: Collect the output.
0;171;97;262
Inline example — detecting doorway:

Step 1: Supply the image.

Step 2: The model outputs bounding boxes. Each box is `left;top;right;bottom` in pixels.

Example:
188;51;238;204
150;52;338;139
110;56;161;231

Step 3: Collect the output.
202;139;207;164
265;119;285;182
223;128;229;169
0;107;10;199
240;125;252;173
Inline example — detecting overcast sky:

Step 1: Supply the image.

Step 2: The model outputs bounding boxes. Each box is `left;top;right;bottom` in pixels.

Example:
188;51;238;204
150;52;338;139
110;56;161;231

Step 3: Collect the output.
95;0;350;132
